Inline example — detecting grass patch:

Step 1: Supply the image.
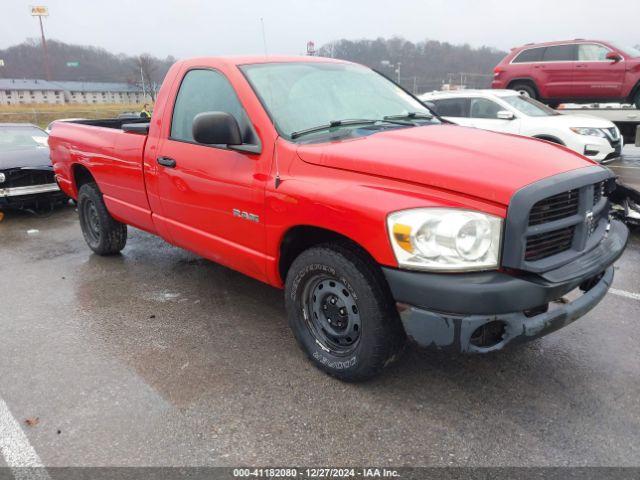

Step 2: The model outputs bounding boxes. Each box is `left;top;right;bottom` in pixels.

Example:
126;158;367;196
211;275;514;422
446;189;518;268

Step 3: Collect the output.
0;103;147;129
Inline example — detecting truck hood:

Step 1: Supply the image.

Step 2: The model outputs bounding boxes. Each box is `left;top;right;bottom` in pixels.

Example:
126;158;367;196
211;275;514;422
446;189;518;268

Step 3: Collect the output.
296;125;596;205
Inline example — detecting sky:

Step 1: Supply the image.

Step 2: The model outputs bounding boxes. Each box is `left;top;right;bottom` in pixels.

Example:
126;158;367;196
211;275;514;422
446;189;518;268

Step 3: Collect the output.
1;0;639;58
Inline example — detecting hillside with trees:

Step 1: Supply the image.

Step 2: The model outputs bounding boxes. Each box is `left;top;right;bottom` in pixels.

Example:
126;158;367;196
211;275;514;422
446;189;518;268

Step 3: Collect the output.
0;38;174;91
2;36;513;94
319;37;507;93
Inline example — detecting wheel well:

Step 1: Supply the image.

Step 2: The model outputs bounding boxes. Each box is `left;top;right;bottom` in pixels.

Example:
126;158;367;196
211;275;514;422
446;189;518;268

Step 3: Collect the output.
72;164;96;193
628;81;640;101
507;79;539;95
278;226;373;282
533;135;565;146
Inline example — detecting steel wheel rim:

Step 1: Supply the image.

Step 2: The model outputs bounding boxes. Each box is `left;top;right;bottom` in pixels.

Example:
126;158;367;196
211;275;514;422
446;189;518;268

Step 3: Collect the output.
302;274;361;356
82;199;101;244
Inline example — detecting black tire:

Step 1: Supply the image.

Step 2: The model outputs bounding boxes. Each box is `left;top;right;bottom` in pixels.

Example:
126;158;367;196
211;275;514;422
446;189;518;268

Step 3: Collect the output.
633;91;640;109
285;242;405;382
510;82;538;100
77;183;127;255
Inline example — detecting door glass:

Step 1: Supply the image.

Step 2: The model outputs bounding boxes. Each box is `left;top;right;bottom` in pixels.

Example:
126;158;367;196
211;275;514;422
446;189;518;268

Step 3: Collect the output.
578;44;611;61
431;98;469;117
513;47;546;63
170;69;250;143
542;44;577;62
469;98;503;119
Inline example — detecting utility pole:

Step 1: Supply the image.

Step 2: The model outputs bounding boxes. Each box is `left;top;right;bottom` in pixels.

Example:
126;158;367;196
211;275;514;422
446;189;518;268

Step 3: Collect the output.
31;6;51;80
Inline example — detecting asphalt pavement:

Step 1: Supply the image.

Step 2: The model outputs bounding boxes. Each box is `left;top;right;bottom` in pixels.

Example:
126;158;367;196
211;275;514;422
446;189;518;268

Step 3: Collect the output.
0;159;639;468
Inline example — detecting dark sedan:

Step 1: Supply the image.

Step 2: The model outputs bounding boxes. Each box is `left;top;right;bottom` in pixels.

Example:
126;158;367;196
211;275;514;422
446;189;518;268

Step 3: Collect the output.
0;123;67;210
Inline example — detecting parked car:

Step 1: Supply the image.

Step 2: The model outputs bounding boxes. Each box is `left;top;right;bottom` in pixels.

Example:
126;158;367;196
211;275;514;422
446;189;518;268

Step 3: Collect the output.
420;89;623;162
49;56;628;381
492;40;640;108
0;123;67;210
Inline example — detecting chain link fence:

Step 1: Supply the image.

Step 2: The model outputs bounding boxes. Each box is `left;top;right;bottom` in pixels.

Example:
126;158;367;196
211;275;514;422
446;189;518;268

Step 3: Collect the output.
398;73;494;95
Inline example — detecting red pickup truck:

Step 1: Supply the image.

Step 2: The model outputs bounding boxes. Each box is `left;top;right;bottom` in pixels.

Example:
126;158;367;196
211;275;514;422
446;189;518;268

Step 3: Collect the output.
49;56;628;381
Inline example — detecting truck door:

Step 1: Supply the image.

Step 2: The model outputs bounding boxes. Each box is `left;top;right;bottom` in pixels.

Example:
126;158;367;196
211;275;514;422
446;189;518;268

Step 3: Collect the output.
153;68;268;280
538;44;577;100
574;43;625;99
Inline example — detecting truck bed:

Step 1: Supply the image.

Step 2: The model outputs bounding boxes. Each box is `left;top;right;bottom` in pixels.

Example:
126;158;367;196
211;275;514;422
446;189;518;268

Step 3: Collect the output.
49;117;154;232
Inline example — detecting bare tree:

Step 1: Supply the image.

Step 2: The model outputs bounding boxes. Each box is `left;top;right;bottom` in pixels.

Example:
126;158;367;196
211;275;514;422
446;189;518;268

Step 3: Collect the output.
136;53;158;101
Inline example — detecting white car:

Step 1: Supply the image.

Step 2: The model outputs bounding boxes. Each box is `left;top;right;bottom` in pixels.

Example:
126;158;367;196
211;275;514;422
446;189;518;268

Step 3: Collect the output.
420;89;623;163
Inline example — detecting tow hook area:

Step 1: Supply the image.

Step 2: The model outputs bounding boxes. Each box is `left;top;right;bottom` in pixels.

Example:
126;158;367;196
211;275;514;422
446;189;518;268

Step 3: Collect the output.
469;321;506;348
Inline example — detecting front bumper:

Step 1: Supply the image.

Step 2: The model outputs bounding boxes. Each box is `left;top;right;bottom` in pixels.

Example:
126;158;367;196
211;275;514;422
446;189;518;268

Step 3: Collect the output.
0;183;60;197
0;183;66;208
382;219;628;353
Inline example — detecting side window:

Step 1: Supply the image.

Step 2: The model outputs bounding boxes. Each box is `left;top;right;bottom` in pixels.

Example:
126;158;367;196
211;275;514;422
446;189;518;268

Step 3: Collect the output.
431;98;469;117
542;44;577;62
578;44;611;61
512;47;546;63
469;98;503;119
171;69;248;143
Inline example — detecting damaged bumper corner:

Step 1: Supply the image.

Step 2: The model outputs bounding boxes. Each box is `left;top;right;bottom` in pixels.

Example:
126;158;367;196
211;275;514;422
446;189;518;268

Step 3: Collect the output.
397;266;614;353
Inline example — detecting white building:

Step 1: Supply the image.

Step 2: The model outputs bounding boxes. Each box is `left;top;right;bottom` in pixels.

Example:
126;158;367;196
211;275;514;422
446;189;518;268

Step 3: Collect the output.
0;78;146;105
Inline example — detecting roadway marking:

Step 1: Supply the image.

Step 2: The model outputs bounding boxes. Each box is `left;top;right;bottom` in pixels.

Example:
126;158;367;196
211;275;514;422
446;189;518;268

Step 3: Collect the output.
609;288;640;301
0;396;50;480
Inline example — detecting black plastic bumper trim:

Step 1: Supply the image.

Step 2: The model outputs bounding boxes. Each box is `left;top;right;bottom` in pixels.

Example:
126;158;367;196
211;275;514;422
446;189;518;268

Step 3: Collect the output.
398;266;614;353
382;220;628;315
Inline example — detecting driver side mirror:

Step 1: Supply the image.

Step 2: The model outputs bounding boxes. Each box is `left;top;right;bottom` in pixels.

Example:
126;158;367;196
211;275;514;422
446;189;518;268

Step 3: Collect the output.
192;111;243;146
497;110;515;120
606;52;623;63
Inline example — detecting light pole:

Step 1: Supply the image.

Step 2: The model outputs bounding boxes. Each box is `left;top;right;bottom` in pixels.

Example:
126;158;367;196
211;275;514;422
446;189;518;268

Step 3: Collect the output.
381;60;402;85
30;6;51;81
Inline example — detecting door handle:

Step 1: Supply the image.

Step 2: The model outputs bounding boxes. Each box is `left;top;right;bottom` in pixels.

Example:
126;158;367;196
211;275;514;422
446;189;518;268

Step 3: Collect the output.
157;156;177;168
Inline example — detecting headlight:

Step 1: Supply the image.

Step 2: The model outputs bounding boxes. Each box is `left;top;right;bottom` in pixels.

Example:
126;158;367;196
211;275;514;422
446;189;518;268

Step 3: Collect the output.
570;127;607;138
387;208;502;272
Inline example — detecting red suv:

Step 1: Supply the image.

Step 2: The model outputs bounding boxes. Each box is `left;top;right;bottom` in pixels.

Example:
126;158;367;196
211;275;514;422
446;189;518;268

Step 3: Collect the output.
492;40;640;108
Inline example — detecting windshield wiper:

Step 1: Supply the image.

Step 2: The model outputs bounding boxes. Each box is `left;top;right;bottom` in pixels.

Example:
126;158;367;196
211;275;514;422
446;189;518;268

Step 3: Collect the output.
384;112;434;122
290;118;412;139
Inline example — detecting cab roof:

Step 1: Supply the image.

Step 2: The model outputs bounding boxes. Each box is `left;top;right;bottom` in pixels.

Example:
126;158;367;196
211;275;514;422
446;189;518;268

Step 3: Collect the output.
178;55;351;68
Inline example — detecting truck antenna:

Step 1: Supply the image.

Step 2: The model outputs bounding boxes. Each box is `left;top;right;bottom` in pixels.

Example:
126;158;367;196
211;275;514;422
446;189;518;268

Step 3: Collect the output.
260;18;269;56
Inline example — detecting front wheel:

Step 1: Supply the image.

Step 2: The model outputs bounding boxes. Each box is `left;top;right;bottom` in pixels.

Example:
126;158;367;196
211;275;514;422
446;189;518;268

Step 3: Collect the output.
633;91;640;109
77;183;127;255
285;243;405;382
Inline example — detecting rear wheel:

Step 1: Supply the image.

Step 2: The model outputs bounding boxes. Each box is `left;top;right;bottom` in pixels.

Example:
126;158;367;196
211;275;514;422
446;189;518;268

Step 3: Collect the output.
77;183;127;255
285;242;405;382
510;82;537;100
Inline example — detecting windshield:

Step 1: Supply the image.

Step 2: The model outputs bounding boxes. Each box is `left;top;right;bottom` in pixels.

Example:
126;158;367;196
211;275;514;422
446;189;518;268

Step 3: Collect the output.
241;62;436;139
611;43;640;58
501;95;559;117
0;126;48;152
